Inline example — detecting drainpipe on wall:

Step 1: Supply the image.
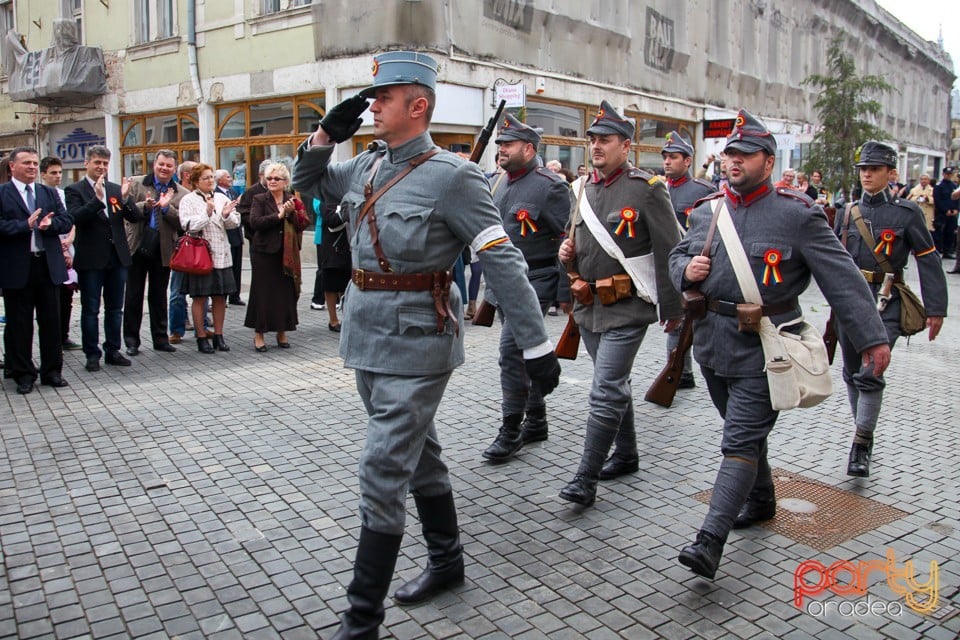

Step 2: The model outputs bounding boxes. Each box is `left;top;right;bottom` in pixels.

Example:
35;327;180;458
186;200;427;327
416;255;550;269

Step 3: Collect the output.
187;0;203;104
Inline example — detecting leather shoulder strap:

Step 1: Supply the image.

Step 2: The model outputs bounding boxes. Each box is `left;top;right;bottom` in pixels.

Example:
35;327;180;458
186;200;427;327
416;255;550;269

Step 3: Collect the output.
850;204;894;273
701;201;720;258
359;148;440;272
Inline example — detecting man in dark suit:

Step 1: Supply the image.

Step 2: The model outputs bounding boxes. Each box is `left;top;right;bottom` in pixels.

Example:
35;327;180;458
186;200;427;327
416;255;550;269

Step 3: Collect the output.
0;147;74;393
65;145;142;372
215;169;245;306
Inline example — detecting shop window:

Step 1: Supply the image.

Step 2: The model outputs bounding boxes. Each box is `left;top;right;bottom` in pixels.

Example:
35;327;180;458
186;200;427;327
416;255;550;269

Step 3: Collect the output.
119;109;199;179
526;102;585;139
217;107;246;139
251;101;294;137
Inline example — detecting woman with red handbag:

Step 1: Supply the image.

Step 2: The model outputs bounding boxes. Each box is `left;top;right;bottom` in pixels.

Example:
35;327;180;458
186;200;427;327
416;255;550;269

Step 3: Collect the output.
177;163;240;354
244;163;310;351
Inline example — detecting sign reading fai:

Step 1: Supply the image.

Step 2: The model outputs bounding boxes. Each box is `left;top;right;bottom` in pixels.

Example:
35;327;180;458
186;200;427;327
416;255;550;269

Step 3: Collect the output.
644;8;675;72
484;0;534;34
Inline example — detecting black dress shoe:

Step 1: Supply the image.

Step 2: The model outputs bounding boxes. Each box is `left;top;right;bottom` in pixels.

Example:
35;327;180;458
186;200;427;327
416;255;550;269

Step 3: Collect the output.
598;454;639;480
559;474;598;507
212;335;230;352
949;269;960;274
678;373;696;389
40;375;69;388
328;323;341;332
254;343;268;353
228;297;246;306
679;530;726;579
16;379;34;394
153;343;177;352
733;498;777;528
125;346;140;356
85;358;101;372
105;352;132;366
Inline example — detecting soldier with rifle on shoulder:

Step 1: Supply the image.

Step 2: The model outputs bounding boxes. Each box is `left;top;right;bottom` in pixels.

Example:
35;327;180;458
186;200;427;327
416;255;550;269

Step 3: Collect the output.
556;100;683;508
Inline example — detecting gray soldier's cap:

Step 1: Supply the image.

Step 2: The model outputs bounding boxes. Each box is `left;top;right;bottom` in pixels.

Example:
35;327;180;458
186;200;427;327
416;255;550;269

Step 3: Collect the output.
724;108;777;156
855;141;898;168
358;51;438;98
586;100;635;139
662;130;695;157
495;113;542;147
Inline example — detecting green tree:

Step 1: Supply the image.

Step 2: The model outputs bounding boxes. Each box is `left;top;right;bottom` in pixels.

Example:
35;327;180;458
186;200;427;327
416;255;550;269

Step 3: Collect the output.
802;33;895;201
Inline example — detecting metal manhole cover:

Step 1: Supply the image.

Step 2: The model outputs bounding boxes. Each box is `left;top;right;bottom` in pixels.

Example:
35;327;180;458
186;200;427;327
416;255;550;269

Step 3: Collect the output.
693;468;908;551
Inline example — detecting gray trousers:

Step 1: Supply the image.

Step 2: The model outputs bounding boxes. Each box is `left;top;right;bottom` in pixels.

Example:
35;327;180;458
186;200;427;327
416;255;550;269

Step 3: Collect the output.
837;319;899;434
700;369;778;539
355;369;454;535
498;303;550;416
577;324;647;468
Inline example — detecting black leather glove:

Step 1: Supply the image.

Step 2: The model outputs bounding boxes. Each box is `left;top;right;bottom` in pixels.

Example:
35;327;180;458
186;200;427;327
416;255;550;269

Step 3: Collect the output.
320;94;369;143
525;352;561;397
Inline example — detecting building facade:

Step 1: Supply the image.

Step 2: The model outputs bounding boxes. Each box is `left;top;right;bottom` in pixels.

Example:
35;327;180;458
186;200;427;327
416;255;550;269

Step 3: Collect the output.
0;0;954;186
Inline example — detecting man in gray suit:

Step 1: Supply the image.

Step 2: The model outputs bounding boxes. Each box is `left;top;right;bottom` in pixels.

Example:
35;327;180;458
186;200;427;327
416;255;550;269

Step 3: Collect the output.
293;51;560;640
669;109;891;581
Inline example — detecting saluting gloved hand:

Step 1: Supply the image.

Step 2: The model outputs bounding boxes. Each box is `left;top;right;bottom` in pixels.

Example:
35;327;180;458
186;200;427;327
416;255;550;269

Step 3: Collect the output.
320;94;369;143
525;352;561;397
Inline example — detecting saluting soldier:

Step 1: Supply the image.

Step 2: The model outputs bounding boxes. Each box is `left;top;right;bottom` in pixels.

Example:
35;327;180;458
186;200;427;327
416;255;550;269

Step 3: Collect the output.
557;100;683;507
669;110;890;580
292;51;561;639
661;131;715;390
482;114;573;461
836;141;946;478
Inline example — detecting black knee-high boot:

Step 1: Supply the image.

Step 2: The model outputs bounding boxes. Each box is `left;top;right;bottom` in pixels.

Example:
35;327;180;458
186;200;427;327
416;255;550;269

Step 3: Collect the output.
560;415;618;506
330;527;403;640
393;492;464;605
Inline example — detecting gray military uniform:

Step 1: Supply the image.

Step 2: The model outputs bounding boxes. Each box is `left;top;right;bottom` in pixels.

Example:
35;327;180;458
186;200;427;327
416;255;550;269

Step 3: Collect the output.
488;157;572;416
667;172;715;229
835;190;947;432
668;180;888;538
293;131;549;534
568;164;682;478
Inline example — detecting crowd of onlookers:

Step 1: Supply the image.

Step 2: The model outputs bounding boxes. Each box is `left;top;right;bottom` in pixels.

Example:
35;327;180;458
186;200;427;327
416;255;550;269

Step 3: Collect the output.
0;146;346;394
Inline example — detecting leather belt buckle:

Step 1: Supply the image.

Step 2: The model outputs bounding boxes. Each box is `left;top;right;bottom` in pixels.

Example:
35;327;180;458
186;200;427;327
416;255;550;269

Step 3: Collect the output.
352;269;366;290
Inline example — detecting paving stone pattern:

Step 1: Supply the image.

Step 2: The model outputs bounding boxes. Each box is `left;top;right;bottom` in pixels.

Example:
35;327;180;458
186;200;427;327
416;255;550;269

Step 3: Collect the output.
0;260;958;639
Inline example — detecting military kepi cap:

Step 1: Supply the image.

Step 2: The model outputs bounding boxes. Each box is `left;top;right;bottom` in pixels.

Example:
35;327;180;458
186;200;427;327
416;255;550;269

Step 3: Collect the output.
586;100;635;139
495;113;542;147
855;140;898;168
359;51;437;98
662;131;694;157
724;109;777;156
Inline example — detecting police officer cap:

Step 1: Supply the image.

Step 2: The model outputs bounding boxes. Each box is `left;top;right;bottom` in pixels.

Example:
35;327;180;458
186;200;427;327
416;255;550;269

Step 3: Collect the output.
943;166;955;175
662;131;695;157
495;113;542;147
359;51;438;98
855;141;898;168
724;108;777;156
586;100;635;139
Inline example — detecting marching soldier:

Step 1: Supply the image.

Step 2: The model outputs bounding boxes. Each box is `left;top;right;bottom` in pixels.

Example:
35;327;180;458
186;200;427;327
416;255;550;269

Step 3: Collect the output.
836;141;946;478
557;100;683;506
293;51;561;639
661;131;715;390
669;110;890;580
482;114;573;461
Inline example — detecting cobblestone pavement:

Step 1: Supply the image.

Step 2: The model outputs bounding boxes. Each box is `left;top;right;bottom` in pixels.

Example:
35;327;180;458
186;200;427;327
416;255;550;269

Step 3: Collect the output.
1;258;958;640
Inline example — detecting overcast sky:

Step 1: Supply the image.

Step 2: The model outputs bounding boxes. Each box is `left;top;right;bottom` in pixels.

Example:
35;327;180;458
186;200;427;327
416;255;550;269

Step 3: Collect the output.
874;0;959;89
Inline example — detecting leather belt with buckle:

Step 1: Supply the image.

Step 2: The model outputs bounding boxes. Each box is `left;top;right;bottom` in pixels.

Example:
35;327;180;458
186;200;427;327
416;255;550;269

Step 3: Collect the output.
706;298;798;317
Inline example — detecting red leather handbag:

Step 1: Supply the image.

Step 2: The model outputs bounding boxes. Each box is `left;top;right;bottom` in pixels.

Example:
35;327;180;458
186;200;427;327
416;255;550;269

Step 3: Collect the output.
170;234;213;275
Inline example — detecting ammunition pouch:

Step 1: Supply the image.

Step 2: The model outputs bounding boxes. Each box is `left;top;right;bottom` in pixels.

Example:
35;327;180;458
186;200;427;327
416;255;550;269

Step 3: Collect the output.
736;303;763;334
568;272;594;306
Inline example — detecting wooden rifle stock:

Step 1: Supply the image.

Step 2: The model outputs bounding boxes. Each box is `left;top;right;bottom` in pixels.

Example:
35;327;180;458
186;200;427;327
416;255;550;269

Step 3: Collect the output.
469;99;506;164
554;313;580;359
823;310;837;365
644;290;703;408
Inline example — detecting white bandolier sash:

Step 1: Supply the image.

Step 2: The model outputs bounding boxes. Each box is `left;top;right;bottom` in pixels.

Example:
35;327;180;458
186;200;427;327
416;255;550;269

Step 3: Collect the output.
573;176;658;304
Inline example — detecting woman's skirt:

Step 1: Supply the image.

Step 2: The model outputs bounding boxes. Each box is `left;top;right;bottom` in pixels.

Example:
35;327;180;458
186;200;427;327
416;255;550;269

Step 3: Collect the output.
182;267;236;297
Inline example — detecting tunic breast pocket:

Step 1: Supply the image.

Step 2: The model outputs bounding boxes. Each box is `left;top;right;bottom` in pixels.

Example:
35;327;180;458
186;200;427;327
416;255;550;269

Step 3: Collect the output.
749;243;793;281
508;203;541;237
379;205;433;261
